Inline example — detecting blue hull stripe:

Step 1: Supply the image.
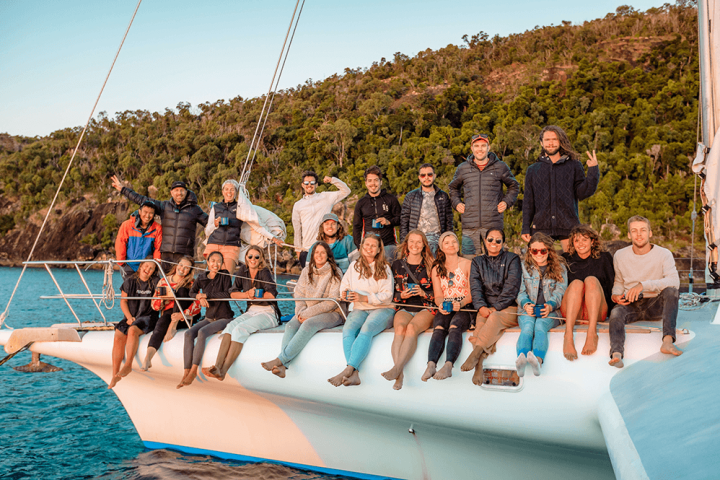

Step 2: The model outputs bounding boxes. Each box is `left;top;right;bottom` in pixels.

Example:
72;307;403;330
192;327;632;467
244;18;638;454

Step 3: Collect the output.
143;441;402;480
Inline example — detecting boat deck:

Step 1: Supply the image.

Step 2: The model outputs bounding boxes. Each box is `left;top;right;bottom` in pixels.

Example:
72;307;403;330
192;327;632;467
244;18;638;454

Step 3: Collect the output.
601;304;720;479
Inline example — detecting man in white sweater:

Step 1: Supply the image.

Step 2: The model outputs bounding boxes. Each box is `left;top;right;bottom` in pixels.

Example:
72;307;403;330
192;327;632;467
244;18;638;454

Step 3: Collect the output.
292;171;351;268
608;216;681;368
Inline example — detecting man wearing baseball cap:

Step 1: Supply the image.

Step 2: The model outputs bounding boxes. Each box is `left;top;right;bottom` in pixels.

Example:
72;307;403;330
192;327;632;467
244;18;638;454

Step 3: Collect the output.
306;212;357;273
449;133;519;256
115;200;163;278
112;175;208;272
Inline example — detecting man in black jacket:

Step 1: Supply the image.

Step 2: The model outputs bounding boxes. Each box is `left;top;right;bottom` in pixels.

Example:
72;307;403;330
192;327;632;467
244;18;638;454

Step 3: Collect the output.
449;133;519;257
400;163;453;252
521;125;599;252
352;165;401;257
112;175;208;272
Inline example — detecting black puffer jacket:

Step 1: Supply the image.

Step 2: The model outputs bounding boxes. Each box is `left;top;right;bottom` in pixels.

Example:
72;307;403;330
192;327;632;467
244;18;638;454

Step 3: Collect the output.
448;152;520;230
470;250;522;311
121;187;208;256
399;186;453;241
521;155;599;237
208;201;242;247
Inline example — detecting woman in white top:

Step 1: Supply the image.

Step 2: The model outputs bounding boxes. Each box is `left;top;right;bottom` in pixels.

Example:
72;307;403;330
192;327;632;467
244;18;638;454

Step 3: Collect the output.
328;233;394;387
421;232;473;381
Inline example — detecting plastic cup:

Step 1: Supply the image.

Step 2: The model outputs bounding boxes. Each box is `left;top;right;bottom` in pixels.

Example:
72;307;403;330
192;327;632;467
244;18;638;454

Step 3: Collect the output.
254;288;264;298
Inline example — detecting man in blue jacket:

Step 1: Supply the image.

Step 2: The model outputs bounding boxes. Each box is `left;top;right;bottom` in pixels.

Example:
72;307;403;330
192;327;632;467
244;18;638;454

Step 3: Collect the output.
400;163;453;252
521;125;599;252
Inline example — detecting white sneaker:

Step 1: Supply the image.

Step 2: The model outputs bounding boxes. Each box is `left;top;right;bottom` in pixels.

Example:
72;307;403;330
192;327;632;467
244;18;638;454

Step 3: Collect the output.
515;353;527;377
527;351;541;376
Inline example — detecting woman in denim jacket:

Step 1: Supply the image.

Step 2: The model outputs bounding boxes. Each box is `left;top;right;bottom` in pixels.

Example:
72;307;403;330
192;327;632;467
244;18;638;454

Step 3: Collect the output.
516;233;567;377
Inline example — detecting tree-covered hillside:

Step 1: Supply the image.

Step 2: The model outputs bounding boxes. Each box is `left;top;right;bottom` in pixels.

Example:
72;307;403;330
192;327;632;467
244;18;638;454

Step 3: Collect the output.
0;1;700;251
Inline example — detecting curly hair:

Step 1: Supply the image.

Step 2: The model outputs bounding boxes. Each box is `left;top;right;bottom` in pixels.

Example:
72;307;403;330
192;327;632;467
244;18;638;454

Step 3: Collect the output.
523;232;566;282
354;234;389;281
566;224;604;259
539;125;579;161
397;230;434;274
316;220;346;242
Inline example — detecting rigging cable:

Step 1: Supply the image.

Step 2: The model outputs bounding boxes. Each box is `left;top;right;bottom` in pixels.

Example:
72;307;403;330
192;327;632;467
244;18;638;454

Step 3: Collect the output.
0;0;144;329
239;0;305;188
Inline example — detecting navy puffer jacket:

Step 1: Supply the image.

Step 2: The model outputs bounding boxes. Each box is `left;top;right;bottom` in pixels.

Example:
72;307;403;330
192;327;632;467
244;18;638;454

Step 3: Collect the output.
448;152;520;230
399;186;453;241
121;187;208;256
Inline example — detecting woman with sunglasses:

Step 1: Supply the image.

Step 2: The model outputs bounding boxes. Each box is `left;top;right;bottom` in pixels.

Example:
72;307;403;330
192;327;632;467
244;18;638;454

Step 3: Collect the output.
203;246;281;381
382;230;436;390
261;242;345;377
143;256;201;371
422;231;473;381
516;233;568;376
460;229;522;385
328;234;394;387
177;251;234;388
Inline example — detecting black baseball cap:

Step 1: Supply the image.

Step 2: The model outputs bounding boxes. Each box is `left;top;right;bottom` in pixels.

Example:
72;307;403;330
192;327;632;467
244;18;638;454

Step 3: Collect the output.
170;181;187;190
139;200;158;213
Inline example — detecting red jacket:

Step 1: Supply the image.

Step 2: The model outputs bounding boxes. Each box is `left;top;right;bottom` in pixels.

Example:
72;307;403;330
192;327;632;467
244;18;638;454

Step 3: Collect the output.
115;215;162;270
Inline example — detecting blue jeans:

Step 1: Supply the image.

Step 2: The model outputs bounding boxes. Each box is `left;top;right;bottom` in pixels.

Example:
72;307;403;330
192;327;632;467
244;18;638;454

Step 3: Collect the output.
516;314;559;361
342;308;395;370
278;312;343;365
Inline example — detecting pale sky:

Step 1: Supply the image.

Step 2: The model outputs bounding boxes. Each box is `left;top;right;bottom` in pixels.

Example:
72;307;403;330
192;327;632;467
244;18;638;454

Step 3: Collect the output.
0;0;668;137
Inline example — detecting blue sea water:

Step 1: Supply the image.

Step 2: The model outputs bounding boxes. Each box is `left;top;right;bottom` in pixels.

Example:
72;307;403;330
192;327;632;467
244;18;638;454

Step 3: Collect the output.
0;266;347;480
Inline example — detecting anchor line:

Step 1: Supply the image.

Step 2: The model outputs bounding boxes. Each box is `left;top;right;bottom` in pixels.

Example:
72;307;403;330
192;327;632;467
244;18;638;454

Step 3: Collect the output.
0;342;34;368
0;0;144;329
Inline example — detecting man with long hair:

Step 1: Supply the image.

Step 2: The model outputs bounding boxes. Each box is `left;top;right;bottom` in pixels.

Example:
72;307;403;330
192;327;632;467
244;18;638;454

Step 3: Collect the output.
521;125;599;252
292;170;350;268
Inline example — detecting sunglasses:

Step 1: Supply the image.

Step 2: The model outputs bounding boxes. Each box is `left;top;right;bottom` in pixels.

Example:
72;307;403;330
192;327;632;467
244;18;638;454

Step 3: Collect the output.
419;173;434;178
303;181;317;186
447;271;455;287
247;255;260;260
486;238;503;244
530;248;548;256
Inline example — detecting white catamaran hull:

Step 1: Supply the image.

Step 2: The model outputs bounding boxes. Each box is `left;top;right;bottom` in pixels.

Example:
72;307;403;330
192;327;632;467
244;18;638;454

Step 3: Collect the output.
0;326;688;479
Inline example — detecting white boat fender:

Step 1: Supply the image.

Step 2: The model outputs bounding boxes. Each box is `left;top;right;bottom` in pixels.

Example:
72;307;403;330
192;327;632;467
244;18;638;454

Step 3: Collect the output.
4;327;81;354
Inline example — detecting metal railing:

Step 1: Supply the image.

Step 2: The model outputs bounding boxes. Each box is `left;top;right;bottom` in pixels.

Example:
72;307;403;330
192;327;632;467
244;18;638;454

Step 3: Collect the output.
25;259;348;326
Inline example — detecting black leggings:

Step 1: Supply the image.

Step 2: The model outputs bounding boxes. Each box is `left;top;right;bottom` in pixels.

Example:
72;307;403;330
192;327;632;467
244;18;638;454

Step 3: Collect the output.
427;310;472;365
147;288;193;351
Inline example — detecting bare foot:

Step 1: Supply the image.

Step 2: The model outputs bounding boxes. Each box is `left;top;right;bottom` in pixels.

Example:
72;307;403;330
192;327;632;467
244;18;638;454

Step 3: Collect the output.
472;364;484;385
515;353;527;377
563;334;578;361
164;325;178;343
118;362;133;378
271;365;286;378
328;366;354;387
261;358;282;371
202;366;221;380
527;351;541;376
468;336;478;345
609;352;624;368
381;366;400;381
140;357;152;372
461;346;482;372
108;375;121;389
176;369;190;389
433;361;453;380
342;369;361;386
581;332;599;356
660;339;683;356
182;366;198;386
393;372;404;390
421;362;436;382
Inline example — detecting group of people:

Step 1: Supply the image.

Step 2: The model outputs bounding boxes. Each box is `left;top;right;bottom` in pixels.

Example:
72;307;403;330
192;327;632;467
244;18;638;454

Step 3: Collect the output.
106;124;684;391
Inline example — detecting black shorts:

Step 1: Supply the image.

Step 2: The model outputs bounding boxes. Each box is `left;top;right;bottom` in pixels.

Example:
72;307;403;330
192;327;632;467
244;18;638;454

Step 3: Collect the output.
551;234;569;241
116;315;155;335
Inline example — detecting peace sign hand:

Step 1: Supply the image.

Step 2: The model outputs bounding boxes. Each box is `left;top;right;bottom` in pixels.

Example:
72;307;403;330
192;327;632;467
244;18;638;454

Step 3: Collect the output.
586;150;599;167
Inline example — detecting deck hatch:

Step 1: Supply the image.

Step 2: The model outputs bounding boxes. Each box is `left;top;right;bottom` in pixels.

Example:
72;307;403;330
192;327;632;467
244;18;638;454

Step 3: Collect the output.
481;367;524;392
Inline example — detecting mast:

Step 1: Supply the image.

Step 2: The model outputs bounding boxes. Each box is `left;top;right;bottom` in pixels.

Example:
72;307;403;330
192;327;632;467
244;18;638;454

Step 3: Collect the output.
692;0;720;302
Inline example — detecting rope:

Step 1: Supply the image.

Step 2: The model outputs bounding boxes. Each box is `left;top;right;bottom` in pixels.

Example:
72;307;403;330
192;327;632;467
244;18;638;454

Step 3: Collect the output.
160;258;296;291
239;0;305;185
679;292;715;310
0;0;144;329
0;342;34;368
243;0;307;185
102;262;116;309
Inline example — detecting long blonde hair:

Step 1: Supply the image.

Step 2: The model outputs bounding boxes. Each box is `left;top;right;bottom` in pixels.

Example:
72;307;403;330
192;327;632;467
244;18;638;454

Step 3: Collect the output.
398;230;434;274
245;245;267;270
354;234;389;281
